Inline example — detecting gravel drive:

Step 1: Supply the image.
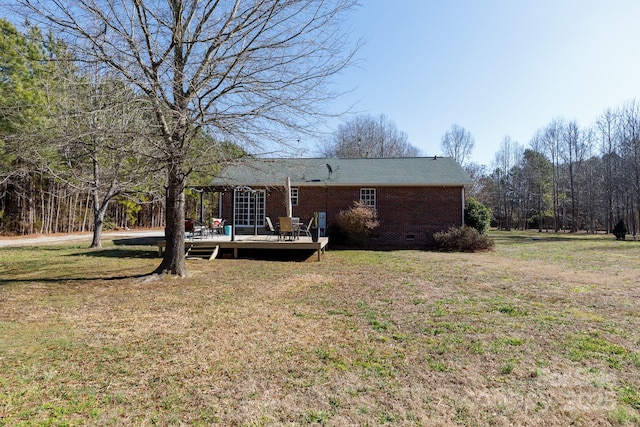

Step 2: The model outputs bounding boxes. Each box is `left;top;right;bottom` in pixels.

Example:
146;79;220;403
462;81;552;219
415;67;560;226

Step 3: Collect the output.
0;230;165;248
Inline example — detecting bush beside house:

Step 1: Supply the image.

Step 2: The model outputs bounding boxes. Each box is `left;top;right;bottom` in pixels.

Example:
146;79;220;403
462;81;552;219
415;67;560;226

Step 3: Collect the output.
464;197;491;234
336;201;379;246
434;226;495;252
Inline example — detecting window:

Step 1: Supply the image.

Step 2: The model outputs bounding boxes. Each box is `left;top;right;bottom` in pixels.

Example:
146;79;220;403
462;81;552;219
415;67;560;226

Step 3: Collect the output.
360;188;376;208
234;190;265;227
291;188;298;206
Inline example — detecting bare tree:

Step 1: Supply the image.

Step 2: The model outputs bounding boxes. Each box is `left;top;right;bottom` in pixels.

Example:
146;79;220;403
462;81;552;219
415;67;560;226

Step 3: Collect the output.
490;136;523;230
322;114;420;158
462;162;487;200
562;120;586;232
580;127;599;233
440;124;475;166
53;76;159;248
596;108;622;233
619;100;640;236
17;0;358;276
540;118;565;231
10;74;160;245
520;147;553;231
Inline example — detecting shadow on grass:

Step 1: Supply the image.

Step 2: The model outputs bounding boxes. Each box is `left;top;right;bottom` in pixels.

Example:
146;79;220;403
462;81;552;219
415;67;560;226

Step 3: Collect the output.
1;246;159;285
218;248;319;262
572;240;640;253
491;232;619;244
69;248;158;259
112;236;164;246
2;245;88;252
0;272;152;285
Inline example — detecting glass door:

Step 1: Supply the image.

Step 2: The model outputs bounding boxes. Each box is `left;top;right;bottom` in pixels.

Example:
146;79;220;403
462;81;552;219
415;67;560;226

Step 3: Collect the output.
234;190;265;227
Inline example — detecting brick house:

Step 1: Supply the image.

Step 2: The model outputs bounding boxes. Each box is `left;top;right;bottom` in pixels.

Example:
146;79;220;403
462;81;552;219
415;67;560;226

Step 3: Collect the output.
208;157;473;247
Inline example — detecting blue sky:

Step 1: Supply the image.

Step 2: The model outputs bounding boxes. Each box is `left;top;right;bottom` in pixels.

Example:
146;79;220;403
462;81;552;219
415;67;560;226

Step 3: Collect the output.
5;1;640;167
319;1;640;166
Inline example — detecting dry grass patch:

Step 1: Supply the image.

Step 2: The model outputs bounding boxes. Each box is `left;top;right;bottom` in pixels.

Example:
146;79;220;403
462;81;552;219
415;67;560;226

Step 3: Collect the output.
1;232;640;425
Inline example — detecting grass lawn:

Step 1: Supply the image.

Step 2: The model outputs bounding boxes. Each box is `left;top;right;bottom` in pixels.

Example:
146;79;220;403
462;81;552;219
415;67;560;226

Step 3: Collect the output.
1;231;640;426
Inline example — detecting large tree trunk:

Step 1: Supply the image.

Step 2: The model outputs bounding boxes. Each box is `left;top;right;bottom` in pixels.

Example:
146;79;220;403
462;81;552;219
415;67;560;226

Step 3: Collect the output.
91;203;104;248
154;161;187;277
90;184;112;248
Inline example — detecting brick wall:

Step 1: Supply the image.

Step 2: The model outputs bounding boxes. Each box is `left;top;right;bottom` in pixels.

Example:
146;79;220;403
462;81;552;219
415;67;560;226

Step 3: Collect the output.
219;185;464;247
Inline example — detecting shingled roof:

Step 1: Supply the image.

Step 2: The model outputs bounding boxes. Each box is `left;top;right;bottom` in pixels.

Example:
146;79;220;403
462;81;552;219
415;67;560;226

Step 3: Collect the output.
208;157;473;188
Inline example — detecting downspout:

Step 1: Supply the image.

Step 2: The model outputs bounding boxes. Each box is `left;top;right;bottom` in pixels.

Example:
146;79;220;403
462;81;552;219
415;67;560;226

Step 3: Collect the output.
325;181;329;237
461;187;466;226
231;188;236;241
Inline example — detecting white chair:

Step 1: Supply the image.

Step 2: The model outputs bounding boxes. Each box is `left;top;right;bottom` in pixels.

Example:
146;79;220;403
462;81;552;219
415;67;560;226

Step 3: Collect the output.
265;217;279;240
291;217;301;239
298;217;314;238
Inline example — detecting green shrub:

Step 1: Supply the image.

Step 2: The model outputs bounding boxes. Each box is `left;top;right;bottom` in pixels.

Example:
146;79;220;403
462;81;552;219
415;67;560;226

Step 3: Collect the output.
464;197;491;234
613;219;627;240
434;226;495;252
336;201;379;246
118;197;142;227
103;217;117;231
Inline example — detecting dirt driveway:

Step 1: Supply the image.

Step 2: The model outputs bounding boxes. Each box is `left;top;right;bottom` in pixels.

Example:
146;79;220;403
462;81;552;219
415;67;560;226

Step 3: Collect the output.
0;230;165;248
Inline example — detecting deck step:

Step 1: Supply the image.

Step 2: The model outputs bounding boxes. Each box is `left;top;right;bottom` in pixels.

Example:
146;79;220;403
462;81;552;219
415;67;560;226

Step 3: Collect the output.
185;245;219;260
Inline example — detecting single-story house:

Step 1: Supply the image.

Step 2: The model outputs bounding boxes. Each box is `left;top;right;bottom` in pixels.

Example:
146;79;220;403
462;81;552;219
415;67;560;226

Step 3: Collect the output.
208;157;473;247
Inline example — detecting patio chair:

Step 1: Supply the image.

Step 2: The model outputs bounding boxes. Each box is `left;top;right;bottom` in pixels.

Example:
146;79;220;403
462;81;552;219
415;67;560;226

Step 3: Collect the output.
208;218;225;235
278;217;294;241
218;219;226;235
192;219;206;239
291;217;302;240
298;217;314;238
185;219;197;240
265;217;279;240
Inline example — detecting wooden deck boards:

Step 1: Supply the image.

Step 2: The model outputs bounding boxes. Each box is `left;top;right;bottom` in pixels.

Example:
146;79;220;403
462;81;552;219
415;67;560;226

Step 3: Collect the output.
157;235;329;261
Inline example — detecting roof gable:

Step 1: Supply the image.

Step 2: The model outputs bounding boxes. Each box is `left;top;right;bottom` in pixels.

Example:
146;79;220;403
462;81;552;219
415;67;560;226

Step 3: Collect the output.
209;157;473;187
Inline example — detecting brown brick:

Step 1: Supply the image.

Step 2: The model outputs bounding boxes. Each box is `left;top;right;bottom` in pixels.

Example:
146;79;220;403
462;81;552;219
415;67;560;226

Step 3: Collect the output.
219;185;465;248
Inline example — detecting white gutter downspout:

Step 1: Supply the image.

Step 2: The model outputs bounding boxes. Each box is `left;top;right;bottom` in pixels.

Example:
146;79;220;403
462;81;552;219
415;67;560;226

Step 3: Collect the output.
461;187;466;226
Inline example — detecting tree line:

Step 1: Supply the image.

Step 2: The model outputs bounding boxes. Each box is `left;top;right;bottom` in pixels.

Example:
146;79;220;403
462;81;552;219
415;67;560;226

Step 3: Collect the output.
0;18;218;243
473;102;640;237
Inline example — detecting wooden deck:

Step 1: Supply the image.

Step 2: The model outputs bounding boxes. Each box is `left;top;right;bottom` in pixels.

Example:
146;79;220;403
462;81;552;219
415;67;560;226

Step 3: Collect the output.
157;235;329;261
